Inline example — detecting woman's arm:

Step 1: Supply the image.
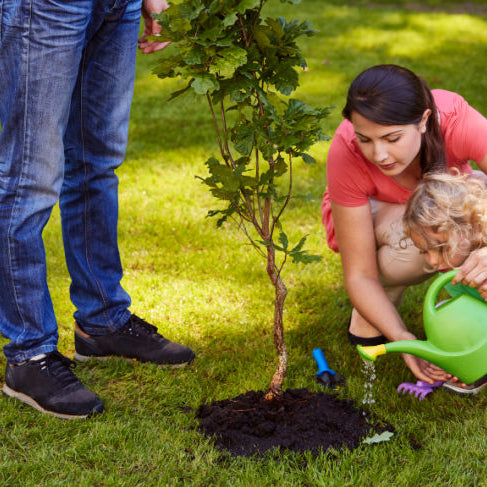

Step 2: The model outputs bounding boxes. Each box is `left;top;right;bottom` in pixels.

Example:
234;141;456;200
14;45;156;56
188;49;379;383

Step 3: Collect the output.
332;201;456;383
331;201;413;340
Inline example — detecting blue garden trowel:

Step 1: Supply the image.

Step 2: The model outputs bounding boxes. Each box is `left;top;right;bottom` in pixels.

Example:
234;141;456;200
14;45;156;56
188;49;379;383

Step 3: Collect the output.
312;348;346;390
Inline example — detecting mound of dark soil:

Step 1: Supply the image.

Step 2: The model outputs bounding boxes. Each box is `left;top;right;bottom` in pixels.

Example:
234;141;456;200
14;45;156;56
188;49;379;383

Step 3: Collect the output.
196;388;389;457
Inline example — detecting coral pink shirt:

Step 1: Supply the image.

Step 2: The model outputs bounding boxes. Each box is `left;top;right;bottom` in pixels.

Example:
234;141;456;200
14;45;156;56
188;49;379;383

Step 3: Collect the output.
322;90;487;252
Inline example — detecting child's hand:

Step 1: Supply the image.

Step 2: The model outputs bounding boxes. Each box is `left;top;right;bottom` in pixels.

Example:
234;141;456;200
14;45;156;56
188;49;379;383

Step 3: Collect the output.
452;247;487;299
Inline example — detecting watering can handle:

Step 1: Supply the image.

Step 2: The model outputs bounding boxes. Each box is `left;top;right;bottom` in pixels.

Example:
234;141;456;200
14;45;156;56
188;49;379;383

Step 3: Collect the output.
424;269;459;318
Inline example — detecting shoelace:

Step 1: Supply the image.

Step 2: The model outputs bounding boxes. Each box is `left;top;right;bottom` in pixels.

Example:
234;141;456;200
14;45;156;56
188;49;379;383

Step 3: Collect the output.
37;351;79;388
121;315;160;338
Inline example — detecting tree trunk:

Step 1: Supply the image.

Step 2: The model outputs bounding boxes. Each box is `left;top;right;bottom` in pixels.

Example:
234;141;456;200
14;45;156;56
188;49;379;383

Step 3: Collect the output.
264;246;288;401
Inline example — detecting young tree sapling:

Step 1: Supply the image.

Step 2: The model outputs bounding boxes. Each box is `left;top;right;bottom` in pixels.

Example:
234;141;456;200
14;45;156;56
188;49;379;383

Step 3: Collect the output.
154;0;331;400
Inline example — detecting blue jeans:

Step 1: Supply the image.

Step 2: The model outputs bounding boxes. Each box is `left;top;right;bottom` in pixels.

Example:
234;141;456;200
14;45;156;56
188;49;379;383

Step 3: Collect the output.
0;0;142;363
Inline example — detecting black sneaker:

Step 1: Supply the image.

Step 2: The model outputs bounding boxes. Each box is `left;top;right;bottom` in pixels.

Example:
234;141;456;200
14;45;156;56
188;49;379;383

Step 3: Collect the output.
74;314;195;368
2;351;104;419
442;375;487;395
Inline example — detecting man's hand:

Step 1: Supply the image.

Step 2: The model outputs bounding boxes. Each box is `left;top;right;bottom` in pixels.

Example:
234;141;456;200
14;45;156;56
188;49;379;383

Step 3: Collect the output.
138;0;170;54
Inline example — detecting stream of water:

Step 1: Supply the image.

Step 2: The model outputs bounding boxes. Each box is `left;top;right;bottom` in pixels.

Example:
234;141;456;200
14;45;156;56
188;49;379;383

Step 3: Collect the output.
361;359;377;407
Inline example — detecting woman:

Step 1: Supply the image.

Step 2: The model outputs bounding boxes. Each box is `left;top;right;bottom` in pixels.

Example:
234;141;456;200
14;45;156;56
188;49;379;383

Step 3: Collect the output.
322;64;487;385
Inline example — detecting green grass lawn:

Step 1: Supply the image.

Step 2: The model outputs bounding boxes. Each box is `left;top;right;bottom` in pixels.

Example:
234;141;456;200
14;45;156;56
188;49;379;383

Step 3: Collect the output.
2;1;487;485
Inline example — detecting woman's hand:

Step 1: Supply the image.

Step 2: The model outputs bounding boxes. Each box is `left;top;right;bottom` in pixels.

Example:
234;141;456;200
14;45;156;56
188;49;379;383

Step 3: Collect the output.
402;353;465;385
452;247;487;300
399;331;464;385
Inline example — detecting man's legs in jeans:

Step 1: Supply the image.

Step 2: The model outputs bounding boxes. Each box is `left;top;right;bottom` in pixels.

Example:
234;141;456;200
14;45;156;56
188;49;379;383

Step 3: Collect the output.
0;0;90;363
0;0;105;417
0;0;144;360
1;0;193;366
60;0;141;335
62;1;195;366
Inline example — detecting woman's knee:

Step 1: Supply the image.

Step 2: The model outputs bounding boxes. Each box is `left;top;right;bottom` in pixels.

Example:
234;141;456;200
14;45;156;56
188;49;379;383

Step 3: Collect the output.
378;241;432;287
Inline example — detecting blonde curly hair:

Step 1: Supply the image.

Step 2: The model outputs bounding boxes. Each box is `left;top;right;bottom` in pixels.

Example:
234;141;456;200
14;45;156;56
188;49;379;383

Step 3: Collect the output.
403;172;487;268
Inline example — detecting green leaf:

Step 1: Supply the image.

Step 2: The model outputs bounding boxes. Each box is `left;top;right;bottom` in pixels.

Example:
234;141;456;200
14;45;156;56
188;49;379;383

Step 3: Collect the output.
210;187;238;200
301;153;316;164
183;48;204;65
278;232;289;250
235;0;261;13
158;8;192;37
290;252;322;264
209;46;248;78
153;56;181;78
258;240;285;252
259;170;272;186
363;431;395;445
253;27;272;51
239;175;259;189
274;157;288;177
266;18;285;41
285;98;317;118
211;76;255;104
208;164;240;193
232;124;255;155
286;18;316;39
222;12;238;26
290;236;307;253
207;207;236;227
201;25;225;43
178;1;204;21
191;74;219;94
274;64;299;95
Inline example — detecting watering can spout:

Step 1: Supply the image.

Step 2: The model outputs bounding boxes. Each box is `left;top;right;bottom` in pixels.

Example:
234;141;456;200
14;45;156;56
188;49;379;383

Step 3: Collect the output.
357;344;386;362
358;340;450;365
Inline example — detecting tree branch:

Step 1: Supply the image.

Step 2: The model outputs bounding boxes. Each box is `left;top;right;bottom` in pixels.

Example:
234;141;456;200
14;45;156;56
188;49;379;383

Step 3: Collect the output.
220;101;236;169
207;93;230;166
255;148;264;226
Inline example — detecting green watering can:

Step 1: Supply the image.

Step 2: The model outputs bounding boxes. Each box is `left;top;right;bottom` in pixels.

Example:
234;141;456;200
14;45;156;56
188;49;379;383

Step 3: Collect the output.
357;270;487;384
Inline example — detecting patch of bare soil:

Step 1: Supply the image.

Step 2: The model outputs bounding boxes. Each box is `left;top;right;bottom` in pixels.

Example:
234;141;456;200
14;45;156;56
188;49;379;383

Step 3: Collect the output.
196;388;392;457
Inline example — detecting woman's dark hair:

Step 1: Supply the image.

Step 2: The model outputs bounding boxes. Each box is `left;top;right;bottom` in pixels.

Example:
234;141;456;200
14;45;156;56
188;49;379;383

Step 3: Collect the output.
342;64;446;175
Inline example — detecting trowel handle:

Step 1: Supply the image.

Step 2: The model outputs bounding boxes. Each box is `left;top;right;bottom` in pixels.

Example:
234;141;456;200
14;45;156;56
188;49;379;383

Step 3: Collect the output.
424;269;458;318
312;348;335;376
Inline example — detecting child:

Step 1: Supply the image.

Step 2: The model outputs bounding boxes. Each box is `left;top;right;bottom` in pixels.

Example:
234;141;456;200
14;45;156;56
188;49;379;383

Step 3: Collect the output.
403;171;487;394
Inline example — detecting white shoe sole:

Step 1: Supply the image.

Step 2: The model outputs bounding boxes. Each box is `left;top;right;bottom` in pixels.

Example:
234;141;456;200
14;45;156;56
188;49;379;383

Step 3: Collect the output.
2;384;93;419
442;376;487;395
